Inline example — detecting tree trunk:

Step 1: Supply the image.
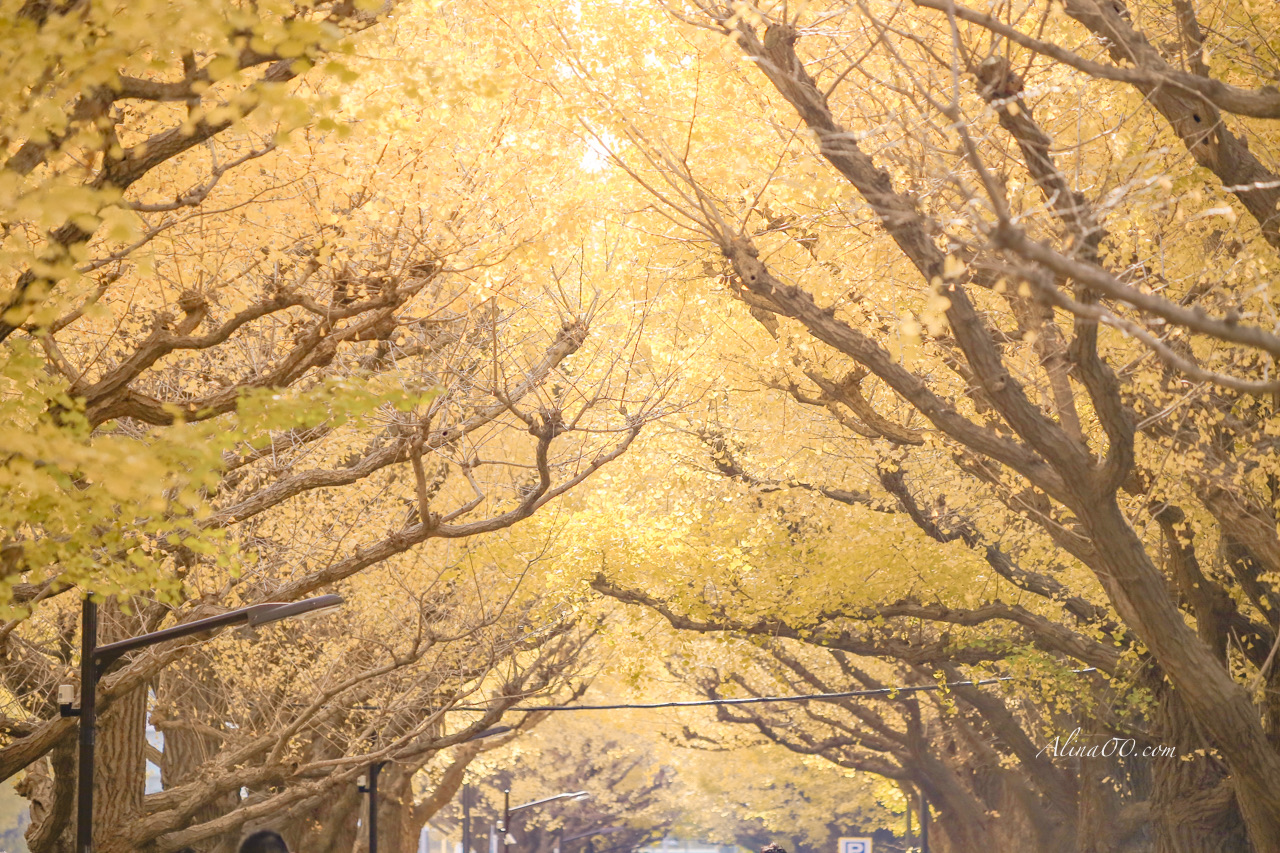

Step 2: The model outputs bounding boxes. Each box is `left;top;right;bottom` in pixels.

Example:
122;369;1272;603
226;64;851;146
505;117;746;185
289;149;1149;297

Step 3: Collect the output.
95;601;150;853
912;755;999;853
1078;501;1280;849
286;782;361;853
377;765;417;853
1148;687;1250;853
19;740;76;853
1074;751;1151;853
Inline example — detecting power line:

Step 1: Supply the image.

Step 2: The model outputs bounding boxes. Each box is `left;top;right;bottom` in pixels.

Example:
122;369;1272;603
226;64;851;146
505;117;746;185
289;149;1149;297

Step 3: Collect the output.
503;668;1099;713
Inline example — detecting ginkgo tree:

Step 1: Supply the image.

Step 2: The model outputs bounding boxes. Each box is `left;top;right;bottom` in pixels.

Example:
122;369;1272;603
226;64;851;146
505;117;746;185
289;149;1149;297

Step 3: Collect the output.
558;427;1155;853
432;674;897;853
16;0;1280;850
1;1;683;851
475;0;1280;848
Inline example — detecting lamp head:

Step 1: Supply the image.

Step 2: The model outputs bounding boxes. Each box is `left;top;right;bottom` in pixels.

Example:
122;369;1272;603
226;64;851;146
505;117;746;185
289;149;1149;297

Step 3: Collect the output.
465;725;512;742
247;594;344;627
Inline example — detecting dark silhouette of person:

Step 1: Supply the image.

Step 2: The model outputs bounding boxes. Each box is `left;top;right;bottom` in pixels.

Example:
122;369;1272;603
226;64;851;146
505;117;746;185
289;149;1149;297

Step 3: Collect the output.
239;830;290;853
761;845;788;853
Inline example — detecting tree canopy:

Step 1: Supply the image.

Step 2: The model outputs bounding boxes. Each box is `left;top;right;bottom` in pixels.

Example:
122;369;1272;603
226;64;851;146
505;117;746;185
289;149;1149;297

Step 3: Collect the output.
7;0;1280;851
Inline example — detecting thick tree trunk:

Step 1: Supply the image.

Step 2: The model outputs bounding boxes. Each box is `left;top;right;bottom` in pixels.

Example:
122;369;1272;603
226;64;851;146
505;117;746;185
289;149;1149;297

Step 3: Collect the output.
286;782;361;853
355;745;487;853
978;766;1073;853
912;756;999;853
1074;752;1151;853
1148;687;1250;853
377;765;418;853
19;740;76;853
95;601;150;853
1078;502;1280;849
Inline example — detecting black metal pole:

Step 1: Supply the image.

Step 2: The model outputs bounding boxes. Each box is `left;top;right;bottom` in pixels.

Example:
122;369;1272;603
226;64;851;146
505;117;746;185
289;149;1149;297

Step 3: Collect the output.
76;597;97;853
502;789;511;853
919;790;929;853
368;762;384;853
462;784;472;853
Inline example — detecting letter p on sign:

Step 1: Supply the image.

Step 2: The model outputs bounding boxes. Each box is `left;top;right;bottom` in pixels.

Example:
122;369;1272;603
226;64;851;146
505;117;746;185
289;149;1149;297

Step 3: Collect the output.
838;839;872;853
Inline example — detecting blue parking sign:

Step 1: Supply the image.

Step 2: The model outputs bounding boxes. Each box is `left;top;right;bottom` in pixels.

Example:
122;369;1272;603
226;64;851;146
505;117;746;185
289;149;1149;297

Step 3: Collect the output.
837;839;872;853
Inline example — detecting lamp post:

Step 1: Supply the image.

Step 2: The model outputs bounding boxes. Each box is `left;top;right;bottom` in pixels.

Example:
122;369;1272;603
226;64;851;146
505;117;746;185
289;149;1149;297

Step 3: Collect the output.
61;593;343;853
500;789;511;851
498;790;590;853
358;761;390;853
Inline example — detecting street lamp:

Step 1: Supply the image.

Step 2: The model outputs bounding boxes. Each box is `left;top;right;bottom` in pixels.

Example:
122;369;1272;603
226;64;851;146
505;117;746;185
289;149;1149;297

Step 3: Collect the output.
499;789;591;853
60;593;343;853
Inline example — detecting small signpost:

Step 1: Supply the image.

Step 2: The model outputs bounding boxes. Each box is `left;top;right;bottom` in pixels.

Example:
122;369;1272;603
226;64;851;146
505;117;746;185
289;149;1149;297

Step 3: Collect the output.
837;838;872;853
